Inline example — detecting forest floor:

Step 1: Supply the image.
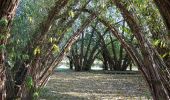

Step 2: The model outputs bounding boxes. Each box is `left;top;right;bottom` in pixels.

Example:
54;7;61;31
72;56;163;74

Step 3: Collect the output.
40;70;152;100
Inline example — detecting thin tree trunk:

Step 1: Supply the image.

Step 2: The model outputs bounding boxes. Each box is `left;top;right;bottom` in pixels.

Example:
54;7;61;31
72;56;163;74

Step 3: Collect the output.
80;32;84;69
83;22;97;69
67;55;73;70
102;52;108;70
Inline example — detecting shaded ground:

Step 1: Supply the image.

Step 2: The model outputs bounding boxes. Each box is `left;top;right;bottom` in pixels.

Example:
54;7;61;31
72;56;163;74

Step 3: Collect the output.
40;70;152;100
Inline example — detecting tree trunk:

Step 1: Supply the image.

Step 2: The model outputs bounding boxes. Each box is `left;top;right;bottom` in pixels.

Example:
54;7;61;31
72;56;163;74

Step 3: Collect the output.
67;55;73;70
0;0;20;99
102;52;108;70
153;0;170;33
80;32;84;69
70;22;99;71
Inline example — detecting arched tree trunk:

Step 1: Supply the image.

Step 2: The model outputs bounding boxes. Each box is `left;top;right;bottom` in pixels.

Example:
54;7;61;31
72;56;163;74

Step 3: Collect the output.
112;0;170;99
0;0;20;99
153;0;170;69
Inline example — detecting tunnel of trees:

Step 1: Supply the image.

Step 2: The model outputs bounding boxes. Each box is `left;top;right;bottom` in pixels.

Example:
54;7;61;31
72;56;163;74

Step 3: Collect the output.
0;0;170;100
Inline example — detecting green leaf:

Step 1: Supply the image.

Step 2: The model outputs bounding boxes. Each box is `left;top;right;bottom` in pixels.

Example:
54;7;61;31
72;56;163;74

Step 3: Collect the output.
0;17;8;27
28;16;33;23
33;92;39;99
26;76;33;89
34;47;41;55
48;37;53;43
69;10;75;18
53;38;57;42
0;45;6;50
161;53;168;58
0;34;6;40
153;39;160;46
22;54;29;60
52;44;60;53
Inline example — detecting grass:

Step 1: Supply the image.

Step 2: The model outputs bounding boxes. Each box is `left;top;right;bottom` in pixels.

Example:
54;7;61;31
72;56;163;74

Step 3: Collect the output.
40;70;152;100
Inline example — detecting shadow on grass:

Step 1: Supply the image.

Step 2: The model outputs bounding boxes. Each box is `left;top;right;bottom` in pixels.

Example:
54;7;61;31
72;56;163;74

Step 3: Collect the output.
40;70;152;100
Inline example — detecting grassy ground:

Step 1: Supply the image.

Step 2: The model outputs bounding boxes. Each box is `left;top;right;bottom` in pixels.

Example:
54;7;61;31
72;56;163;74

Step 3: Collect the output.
40;70;152;100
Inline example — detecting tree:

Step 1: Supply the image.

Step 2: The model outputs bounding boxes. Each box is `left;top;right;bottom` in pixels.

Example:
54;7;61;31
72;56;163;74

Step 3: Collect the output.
112;0;170;99
153;0;170;68
0;0;20;99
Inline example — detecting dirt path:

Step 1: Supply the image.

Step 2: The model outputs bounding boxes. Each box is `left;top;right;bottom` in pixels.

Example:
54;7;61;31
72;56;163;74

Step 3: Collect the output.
40;70;152;100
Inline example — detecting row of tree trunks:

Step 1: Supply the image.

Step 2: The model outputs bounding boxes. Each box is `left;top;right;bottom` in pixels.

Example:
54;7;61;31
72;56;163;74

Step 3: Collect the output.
0;0;20;99
67;32;97;71
68;22;101;71
94;28;115;70
81;26;103;71
93;25;132;71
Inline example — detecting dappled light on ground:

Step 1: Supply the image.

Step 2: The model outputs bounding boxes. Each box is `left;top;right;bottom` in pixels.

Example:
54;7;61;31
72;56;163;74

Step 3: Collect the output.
40;71;152;100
